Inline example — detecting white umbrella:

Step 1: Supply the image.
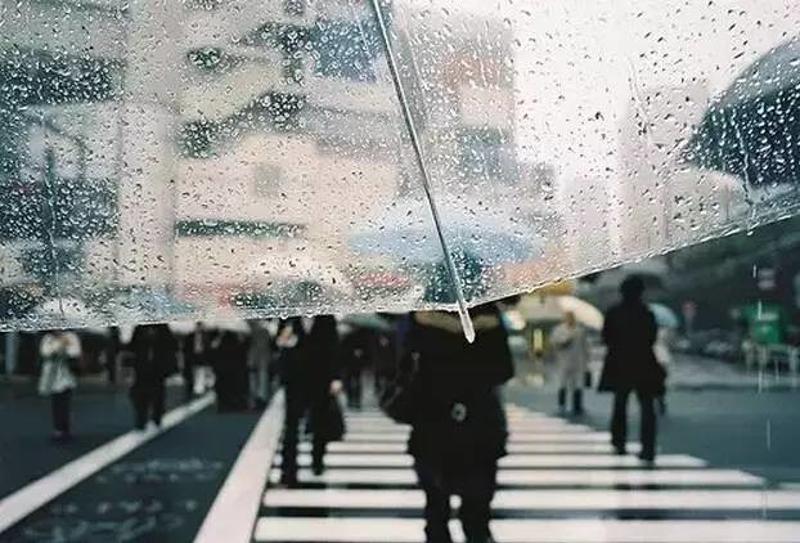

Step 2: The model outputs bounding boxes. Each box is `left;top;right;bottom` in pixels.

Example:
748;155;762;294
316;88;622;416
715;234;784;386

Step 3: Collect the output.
556;296;604;331
517;294;603;331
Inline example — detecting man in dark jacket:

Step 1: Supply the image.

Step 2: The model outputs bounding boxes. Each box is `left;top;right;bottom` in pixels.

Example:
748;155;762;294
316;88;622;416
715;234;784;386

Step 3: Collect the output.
129;324;178;429
406;303;513;543
277;316;341;486
599;276;664;463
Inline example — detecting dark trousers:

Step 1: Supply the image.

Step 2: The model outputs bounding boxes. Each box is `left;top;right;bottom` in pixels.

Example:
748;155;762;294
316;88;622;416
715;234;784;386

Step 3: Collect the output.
51;390;72;435
183;361;195;402
281;390;327;482
345;368;363;409
132;381;166;429
557;388;583;414
611;389;656;459
415;459;497;543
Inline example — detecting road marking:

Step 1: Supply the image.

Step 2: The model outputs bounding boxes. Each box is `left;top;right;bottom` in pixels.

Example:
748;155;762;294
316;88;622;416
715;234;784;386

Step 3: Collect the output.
195;390;285;543
263;488;800;510
273;452;704;468
253;517;800;542
342;431;612;443
299;441;640;454
267;468;764;487
0;393;213;535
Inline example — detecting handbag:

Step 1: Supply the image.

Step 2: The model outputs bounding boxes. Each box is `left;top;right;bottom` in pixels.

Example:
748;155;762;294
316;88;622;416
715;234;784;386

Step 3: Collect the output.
379;351;420;425
316;393;346;442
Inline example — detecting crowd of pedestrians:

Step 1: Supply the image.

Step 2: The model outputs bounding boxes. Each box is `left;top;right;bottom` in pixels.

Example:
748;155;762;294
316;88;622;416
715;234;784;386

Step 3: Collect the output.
32;271;666;543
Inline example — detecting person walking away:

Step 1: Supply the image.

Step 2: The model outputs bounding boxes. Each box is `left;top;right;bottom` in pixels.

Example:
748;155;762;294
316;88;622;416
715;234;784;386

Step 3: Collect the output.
181;322;208;401
38;331;81;441
599;276;665;465
277;316;342;486
212;329;250;411
341;327;372;409
550;311;590;415
129;324;178;430
247;319;273;409
405;302;514;543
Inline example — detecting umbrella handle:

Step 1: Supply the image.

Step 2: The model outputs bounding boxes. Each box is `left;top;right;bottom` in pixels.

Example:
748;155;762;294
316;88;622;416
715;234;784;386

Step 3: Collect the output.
368;0;474;342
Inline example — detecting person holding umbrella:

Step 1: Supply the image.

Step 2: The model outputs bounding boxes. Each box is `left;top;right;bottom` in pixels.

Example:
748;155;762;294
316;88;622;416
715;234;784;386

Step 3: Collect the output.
599;276;665;465
550;311;590;416
38;330;81;441
402;256;514;543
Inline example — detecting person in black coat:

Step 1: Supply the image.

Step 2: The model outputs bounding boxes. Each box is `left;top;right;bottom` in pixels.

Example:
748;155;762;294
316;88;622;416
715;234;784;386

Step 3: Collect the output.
599;275;665;463
211;330;250;412
405;302;514;543
181;322;209;401
277;315;341;486
129;324;178;430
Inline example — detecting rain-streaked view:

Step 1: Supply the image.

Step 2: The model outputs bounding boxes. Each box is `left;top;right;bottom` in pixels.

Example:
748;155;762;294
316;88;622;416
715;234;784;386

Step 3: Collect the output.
1;0;800;541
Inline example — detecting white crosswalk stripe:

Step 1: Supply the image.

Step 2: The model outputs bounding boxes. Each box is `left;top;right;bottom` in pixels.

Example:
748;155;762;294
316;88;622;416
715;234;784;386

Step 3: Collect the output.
254;405;796;542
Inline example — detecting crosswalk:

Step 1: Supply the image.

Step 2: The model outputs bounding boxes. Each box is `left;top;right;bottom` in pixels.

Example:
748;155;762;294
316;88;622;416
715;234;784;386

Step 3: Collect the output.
254;405;800;542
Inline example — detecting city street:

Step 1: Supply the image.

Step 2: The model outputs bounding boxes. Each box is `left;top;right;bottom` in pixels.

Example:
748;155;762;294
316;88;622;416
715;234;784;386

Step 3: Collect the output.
1;354;800;542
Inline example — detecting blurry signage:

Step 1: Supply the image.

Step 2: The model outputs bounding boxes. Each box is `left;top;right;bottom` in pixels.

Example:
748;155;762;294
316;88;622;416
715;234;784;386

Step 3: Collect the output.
741;303;783;345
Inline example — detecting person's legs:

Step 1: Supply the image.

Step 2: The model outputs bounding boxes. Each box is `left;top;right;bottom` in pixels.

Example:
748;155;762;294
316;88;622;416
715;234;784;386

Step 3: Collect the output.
459;462;497;543
310;395;328;475
352;367;363;409
280;391;303;485
611;390;629;454
415;460;453;543
572;388;584;416
152;380;166;426
557;387;566;411
183;360;195;402
51;390;70;436
636;390;657;461
131;387;148;430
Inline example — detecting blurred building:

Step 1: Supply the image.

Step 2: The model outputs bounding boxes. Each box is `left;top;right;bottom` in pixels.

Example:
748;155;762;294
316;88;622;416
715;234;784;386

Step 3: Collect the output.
0;0;545;323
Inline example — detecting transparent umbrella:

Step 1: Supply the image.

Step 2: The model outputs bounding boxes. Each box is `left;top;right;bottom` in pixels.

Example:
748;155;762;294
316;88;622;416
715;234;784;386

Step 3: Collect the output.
1;2;800;336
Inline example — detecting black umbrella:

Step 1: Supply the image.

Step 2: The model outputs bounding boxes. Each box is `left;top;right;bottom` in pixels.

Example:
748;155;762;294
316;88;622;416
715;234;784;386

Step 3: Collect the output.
687;37;800;186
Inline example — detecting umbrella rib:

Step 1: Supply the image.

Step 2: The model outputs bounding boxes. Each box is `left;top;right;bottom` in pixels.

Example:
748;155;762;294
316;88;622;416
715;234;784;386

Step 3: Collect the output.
367;0;475;342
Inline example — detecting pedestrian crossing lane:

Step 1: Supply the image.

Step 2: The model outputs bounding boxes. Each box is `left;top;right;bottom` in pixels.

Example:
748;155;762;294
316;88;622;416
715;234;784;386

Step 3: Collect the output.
256;405;800;542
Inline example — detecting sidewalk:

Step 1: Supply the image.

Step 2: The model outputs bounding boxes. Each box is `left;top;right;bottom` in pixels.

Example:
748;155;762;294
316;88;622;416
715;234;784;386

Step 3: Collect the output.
0;378;183;500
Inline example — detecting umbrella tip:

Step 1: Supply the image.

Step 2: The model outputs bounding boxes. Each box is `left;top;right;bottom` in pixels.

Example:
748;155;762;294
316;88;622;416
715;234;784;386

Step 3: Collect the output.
458;308;475;344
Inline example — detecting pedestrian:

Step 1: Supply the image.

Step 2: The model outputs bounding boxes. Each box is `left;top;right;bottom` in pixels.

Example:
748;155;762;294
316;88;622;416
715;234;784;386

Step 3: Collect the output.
550;311;590;416
211;329;250;411
38;330;81;441
247;319;273;409
277;315;342;487
129;324;178;430
182;322;209;401
403;301;513;543
341;327;372;409
599;276;665;464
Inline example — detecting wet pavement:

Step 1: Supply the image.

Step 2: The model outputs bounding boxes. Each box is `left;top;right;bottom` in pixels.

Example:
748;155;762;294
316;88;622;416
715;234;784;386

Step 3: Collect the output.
1;376;800;542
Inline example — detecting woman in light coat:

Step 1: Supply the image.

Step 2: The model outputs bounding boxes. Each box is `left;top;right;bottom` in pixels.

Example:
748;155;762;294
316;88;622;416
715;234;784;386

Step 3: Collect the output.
550;312;590;415
38;331;81;440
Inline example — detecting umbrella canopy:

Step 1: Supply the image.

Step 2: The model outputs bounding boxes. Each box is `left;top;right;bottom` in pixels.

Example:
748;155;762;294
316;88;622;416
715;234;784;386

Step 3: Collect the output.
32;298;107;332
648;303;681;329
3;3;800;334
349;198;538;265
517;295;603;331
687;38;800;186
